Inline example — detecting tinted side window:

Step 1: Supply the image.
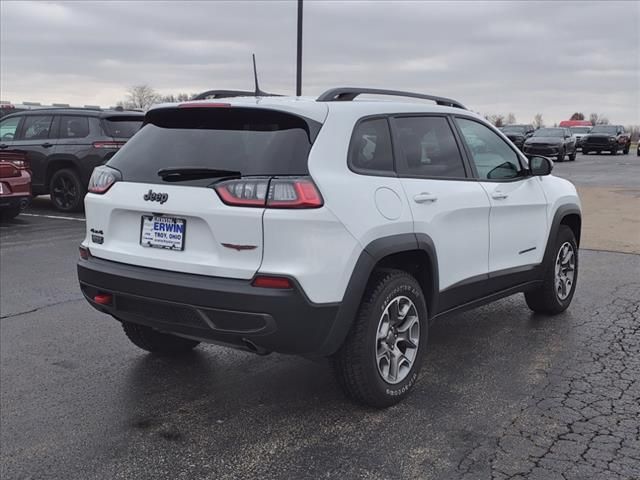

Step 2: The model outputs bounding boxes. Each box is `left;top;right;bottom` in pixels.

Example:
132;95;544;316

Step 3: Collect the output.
394;116;466;178
0;116;21;141
349;118;394;173
456;118;521;180
58;116;90;139
20;115;54;141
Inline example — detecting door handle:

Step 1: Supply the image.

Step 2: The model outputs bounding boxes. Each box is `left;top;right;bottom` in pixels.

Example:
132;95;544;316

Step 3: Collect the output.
491;191;509;200
41;142;53;148
414;192;438;204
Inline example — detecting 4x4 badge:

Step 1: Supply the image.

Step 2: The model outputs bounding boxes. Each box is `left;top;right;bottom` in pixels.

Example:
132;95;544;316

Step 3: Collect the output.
143;190;168;204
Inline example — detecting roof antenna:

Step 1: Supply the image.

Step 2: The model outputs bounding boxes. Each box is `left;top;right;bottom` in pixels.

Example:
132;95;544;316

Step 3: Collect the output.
252;54;266;97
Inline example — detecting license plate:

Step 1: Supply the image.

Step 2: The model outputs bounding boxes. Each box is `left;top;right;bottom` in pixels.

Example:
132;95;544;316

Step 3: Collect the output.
140;215;186;251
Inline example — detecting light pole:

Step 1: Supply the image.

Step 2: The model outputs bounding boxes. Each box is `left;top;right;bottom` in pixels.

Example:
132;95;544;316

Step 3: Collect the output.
296;0;303;96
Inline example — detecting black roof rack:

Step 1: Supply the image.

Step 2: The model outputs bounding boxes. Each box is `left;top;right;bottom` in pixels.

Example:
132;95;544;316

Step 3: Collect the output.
316;87;466;110
192;89;282;101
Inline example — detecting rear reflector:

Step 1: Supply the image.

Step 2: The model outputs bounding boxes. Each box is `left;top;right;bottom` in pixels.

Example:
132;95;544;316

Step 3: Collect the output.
93;293;113;305
252;276;293;289
214;177;323;209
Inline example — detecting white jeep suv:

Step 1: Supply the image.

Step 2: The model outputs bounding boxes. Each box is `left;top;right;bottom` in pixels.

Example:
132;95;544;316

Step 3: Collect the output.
78;88;581;407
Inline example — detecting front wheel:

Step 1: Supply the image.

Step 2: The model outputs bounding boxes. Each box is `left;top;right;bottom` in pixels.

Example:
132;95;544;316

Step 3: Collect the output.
525;225;578;315
0;206;21;221
50;168;85;212
557;148;565;162
622;145;629;155
569;149;577;161
122;321;200;355
333;269;428;408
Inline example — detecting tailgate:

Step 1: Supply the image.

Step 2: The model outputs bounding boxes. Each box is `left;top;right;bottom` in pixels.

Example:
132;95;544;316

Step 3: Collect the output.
85;181;264;279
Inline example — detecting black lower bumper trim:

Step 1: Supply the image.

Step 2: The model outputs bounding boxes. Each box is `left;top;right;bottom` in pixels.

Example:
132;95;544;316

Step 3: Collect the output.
78;256;340;356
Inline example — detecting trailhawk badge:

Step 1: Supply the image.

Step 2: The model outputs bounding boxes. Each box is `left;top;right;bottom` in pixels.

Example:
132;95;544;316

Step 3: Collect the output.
143;189;168;204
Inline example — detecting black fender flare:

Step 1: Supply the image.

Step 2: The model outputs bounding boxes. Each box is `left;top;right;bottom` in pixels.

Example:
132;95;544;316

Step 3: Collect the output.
541;204;581;272
318;233;439;356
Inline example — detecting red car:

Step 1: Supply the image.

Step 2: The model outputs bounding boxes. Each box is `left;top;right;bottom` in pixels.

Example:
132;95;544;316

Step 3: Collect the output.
0;154;31;220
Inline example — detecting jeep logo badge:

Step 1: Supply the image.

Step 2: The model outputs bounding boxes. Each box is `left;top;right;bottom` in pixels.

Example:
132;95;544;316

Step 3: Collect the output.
143;189;168;204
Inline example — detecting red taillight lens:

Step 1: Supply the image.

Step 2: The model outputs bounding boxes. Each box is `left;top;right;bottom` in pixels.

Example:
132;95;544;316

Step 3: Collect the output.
93;141;125;149
252;276;293;289
267;178;323;208
88;166;120;194
214;177;323;209
79;245;91;259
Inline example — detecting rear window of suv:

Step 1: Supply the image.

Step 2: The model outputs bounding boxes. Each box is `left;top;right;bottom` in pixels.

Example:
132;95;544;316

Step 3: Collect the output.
107;107;320;184
102;116;143;138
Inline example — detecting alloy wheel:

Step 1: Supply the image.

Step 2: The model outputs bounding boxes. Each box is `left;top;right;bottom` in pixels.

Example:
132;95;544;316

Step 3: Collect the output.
376;295;420;384
555;242;576;301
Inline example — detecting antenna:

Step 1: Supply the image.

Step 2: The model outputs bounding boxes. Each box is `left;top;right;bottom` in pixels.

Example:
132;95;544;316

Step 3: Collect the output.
252;54;266;97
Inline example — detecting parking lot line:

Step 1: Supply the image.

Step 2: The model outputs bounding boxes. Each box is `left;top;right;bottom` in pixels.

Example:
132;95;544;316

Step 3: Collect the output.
20;213;86;222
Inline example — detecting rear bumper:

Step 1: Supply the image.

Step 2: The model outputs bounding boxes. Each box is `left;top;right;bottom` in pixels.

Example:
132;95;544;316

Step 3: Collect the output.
77;256;341;356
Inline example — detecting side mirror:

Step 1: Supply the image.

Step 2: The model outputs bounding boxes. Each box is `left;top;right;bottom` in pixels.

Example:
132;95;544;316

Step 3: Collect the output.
529;156;553;176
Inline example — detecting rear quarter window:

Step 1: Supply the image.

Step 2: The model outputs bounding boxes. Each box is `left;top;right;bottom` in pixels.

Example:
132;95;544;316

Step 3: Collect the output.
102;117;143;138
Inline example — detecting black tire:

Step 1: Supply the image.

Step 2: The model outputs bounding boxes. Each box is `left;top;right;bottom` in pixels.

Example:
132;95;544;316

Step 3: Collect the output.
50;168;85;212
525;225;578;315
596;150;601;154
122;321;200;355
622;145;629;155
569;149;577;161
556;148;564;162
582;149;589;155
0;206;21;221
610;148;617;156
333;269;428;408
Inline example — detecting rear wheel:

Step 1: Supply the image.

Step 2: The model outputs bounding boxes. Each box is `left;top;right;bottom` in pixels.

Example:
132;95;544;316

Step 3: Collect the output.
333;269;428;408
122;321;200;355
50;168;85;212
525;225;578;315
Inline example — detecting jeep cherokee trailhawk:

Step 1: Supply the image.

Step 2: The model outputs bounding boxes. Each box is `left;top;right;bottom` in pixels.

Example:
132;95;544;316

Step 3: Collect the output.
78;88;581;407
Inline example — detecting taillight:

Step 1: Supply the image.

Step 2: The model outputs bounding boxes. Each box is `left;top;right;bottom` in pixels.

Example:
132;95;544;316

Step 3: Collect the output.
93;141;125;149
79;245;91;259
88;165;121;194
214;177;323;209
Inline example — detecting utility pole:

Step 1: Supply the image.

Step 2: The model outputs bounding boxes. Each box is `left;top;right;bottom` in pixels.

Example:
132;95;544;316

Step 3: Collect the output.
296;0;303;96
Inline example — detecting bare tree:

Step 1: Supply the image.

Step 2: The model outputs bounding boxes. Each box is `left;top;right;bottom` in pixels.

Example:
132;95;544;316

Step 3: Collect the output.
123;85;161;110
532;113;544;129
485;114;505;127
506;112;517;125
589;113;610;125
570;112;585;120
159;92;194;103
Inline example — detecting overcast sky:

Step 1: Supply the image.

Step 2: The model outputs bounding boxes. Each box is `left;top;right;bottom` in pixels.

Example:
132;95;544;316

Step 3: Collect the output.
1;1;638;124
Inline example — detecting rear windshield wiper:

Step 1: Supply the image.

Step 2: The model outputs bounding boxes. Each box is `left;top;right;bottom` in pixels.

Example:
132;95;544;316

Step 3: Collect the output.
158;167;242;182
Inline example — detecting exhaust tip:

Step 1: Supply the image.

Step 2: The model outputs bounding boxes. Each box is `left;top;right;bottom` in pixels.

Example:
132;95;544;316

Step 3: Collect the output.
243;339;270;356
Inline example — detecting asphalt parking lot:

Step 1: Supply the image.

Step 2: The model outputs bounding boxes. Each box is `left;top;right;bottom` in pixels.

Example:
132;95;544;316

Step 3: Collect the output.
1;152;639;480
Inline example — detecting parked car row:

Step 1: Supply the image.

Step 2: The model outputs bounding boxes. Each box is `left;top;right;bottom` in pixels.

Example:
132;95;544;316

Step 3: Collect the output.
0;108;144;213
500;121;633;160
